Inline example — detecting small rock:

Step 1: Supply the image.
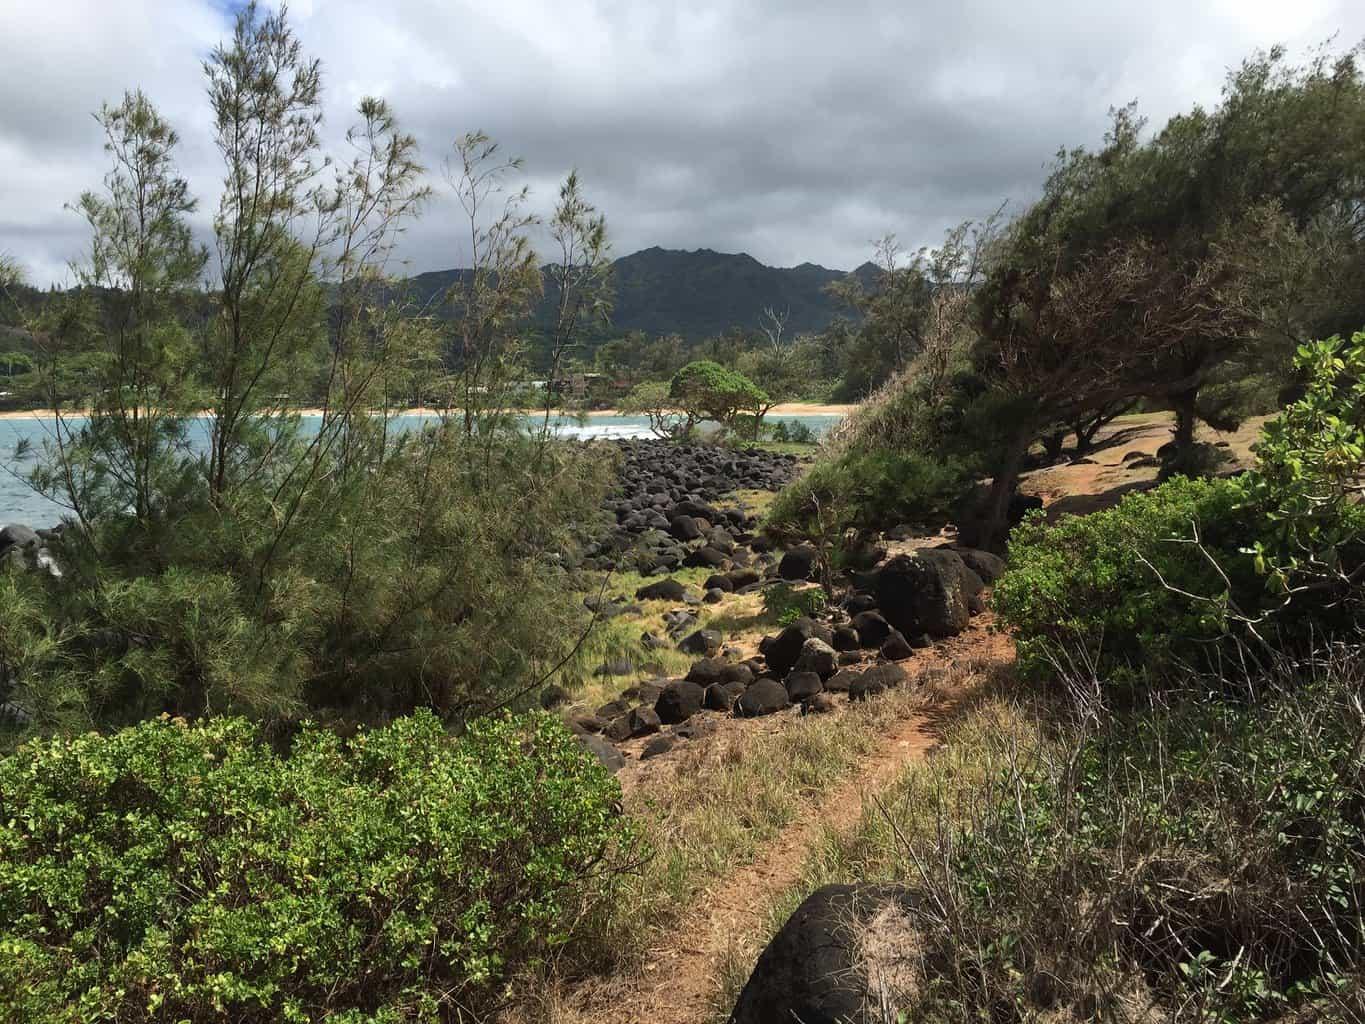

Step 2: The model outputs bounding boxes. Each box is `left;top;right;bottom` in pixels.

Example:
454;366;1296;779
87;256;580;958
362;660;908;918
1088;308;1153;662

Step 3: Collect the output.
641;734;676;760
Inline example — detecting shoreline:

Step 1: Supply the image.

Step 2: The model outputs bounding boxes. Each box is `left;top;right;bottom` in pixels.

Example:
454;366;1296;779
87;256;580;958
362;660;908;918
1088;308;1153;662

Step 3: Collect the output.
0;402;857;422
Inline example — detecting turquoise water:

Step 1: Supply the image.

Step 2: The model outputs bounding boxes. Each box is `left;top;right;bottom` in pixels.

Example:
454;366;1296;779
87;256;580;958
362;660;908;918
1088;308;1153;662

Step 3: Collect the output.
0;412;840;527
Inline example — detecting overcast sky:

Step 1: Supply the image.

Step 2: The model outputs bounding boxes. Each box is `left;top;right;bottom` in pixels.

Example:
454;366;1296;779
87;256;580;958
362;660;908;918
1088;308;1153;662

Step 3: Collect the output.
4;0;1364;287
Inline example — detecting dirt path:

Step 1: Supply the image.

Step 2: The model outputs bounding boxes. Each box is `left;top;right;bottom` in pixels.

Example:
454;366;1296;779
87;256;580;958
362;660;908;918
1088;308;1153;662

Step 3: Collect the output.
571;667;986;1024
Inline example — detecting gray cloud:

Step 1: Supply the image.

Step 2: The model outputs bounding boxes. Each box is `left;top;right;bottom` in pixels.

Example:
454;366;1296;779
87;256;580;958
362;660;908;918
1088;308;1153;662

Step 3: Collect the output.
4;0;1364;288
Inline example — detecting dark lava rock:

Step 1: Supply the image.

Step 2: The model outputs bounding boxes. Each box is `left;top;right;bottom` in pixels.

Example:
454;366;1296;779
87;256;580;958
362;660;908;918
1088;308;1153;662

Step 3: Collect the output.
874;551;973;639
655;680;707;725
0;524;40;552
594;659;635;677
684;545;729;569
824;668;862;693
729;883;920;1024
704;573;735;593
793;638;838;679
569;713;606;734
954;546;1006;583
802;692;838;715
851;610;892;649
784;671;823;701
641;734;677;760
705;680;746;712
595;698;629;721
848;663;906;702
778;545;817;581
604;706;662;741
669;515;703;541
736;678;790;717
880;630;914;661
831;625;860;652
843;592;878;615
678;629;722;656
577;734;625;774
636;578;686;602
764;618;835;678
704;587;726;604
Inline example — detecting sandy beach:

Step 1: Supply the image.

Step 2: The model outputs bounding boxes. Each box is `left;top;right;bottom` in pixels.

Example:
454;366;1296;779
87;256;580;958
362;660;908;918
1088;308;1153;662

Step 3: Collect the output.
0;402;856;421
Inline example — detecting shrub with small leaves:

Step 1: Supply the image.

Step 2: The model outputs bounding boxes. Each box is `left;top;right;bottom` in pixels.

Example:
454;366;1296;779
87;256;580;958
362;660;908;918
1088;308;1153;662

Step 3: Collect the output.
0;711;640;1023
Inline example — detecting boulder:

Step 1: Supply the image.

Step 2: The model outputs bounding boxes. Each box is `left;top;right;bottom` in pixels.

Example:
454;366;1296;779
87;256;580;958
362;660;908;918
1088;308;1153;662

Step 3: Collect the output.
636;578;686;602
802;692;838;715
704;587;726;604
843;592;878;615
954;547;1006;583
736;678;790;717
729;884;920;1024
728;568;762;589
831;625;860;652
577;734;625;773
874;551;973;639
848;663;906;702
655;680;707;725
705;681;746;712
678;629;722;656
778;545;817;581
0;524;40;553
784;670;824;701
668;514;703;541
604;706;661;741
684;545;729;569
764;618;834;678
851;610;892;649
793;637;838;679
880;630;914;661
641;734;676;760
824;668;861;693
704;573;735;593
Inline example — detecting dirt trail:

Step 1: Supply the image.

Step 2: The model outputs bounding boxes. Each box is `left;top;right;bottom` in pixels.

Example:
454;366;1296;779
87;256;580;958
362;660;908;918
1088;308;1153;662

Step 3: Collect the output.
612;702;952;1024
562;627;1008;1024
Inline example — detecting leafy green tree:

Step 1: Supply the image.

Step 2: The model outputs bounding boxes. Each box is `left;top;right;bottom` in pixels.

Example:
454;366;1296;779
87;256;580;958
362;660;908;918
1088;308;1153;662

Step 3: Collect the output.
619;379;690;438
669;359;769;436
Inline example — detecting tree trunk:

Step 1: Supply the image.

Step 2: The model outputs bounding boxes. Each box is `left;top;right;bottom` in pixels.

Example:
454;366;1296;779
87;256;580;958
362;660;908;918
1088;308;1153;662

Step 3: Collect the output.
1171;386;1199;455
976;429;1033;554
1041;430;1066;463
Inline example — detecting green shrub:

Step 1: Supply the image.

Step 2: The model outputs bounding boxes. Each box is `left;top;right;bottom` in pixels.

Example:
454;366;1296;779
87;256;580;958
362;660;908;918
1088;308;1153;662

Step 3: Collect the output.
0;711;639;1023
900;662;1365;1021
765;449;972;541
763;582;828;625
994;476;1259;682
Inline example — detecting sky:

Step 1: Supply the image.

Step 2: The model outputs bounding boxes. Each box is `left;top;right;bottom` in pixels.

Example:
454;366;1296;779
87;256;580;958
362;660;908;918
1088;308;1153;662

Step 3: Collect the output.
3;0;1365;287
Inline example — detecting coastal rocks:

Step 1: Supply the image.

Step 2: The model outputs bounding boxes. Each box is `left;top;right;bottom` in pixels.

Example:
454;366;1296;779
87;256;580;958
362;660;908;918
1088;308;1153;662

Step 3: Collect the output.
636;578;687;602
792;638;838;679
577;734;626;773
655;680;707;724
737;678;790;717
730;884;921;1024
605;706;661;741
851;610;892;649
784;671;823;701
678;628;722;656
874;551;975;639
762;618;834;678
778;546;818;581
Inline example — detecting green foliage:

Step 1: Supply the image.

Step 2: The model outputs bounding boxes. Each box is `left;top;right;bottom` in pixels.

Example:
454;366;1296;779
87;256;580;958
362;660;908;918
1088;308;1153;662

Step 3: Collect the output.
997;332;1365;685
762;583;827;626
0;710;639;1023
994;476;1257;682
766;449;972;541
1239;331;1365;599
619;379;691;439
669;360;768;430
767;419;816;444
905;665;1365;1021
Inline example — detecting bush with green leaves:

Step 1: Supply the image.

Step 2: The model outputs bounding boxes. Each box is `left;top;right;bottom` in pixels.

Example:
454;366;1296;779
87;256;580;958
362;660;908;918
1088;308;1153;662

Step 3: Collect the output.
994;475;1259;682
762;582;828;625
765;448;972;543
896;658;1365;1021
0;710;640;1023
996;331;1365;686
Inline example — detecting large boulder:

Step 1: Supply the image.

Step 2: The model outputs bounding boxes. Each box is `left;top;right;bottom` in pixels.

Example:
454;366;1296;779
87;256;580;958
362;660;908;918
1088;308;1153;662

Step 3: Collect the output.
668;514;703;541
792;637;838;679
684;545;729;569
0;524;40;553
849;663;906;702
784;671;823;701
736;678;790;717
778;546;817;581
850;610;892;649
874;551;974;639
705;681;746;712
604;706;662;741
678;629;722;656
824;668;862;693
636;578;686;602
655;680;707;725
954;547;1007;583
729;883;920;1024
764;618;834;678
576;734;625;774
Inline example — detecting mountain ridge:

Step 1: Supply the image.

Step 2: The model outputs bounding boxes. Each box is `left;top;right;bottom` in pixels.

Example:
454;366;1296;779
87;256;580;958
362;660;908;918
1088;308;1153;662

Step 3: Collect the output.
404;246;876;340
